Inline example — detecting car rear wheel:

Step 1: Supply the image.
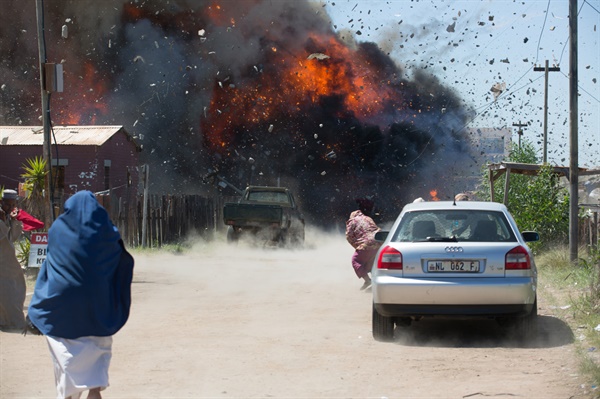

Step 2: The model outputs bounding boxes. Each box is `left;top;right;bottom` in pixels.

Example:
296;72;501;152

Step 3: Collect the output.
498;298;538;342
372;304;395;342
514;298;538;339
226;226;240;243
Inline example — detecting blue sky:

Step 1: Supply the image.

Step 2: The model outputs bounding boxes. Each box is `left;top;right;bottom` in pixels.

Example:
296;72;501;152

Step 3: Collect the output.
324;0;599;168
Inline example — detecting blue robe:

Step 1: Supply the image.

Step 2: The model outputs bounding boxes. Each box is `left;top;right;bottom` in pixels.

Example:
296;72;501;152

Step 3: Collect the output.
28;191;134;339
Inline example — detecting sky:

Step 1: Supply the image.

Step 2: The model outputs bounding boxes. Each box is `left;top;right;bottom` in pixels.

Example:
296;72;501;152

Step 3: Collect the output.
323;0;600;168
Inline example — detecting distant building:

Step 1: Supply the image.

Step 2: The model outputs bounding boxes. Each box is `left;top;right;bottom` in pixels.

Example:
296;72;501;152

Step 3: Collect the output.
0;125;141;205
467;127;511;164
451;127;512;194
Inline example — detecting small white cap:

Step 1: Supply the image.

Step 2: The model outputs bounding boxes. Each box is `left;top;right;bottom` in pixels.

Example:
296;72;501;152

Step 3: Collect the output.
2;189;18;200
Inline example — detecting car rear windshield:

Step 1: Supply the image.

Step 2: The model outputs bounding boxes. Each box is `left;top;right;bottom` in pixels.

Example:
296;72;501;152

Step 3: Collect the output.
391;210;517;243
247;191;290;204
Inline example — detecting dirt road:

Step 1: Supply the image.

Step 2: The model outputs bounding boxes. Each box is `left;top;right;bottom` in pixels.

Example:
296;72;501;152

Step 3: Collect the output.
0;229;594;398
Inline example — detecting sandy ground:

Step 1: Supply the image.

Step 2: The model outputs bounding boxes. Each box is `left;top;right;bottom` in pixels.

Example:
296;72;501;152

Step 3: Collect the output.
0;229;596;398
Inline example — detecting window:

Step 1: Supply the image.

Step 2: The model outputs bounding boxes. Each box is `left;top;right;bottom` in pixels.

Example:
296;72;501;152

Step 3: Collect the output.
104;166;110;190
51;159;68;192
247;191;290;204
104;160;111;190
393;210;516;243
51;166;65;190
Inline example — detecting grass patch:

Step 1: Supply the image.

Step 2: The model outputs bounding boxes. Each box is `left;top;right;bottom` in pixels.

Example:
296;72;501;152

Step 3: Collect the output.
537;245;600;388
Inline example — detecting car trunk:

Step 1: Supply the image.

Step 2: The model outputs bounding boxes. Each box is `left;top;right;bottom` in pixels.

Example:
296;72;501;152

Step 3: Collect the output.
392;241;517;278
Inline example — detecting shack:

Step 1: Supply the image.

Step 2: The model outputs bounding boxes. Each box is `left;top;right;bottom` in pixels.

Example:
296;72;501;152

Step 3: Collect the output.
0;125;141;203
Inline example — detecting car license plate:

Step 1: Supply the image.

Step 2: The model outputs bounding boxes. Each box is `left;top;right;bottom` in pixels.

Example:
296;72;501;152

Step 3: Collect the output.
427;260;480;272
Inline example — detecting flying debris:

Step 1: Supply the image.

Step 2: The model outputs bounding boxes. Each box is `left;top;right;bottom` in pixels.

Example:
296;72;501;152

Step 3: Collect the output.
490;82;506;101
307;53;330;60
446;22;456;32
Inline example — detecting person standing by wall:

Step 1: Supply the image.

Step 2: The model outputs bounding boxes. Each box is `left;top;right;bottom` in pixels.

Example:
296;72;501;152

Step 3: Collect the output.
346;198;382;291
0;189;27;332
27;191;134;399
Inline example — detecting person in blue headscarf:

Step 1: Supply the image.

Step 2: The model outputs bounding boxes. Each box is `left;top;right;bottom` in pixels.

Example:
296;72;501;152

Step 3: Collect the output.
27;191;134;399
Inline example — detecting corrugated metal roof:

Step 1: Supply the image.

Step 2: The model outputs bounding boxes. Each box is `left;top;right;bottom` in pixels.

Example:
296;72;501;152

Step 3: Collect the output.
0;125;126;146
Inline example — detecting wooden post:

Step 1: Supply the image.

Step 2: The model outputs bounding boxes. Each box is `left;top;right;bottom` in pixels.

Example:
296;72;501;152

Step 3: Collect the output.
594;211;598;250
141;164;149;248
489;168;495;203
503;168;511;206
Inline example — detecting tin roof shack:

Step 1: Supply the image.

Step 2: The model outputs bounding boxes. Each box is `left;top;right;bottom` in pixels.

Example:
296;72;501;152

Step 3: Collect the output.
0;126;141;202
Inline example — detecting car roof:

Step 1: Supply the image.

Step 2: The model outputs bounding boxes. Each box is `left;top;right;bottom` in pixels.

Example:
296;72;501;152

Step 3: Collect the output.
402;200;509;213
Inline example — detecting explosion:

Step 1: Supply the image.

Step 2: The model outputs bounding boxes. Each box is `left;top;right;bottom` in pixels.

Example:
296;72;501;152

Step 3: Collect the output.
0;0;475;226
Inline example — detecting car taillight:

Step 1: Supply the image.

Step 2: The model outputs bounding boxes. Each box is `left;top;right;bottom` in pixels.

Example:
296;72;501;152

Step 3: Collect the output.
505;245;531;270
377;246;403;269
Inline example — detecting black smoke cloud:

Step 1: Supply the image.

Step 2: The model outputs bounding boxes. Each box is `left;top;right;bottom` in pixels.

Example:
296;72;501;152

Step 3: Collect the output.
0;0;475;226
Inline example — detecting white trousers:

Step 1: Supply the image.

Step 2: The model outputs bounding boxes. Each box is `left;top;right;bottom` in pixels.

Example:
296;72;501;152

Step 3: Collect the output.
46;335;113;399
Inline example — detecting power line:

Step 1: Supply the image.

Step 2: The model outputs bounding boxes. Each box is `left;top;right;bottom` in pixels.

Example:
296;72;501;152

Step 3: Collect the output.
584;0;600;14
559;71;600;103
558;1;586;66
535;0;552;65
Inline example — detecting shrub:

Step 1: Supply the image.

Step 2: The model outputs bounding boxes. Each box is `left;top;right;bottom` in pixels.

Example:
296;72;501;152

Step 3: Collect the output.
477;140;569;250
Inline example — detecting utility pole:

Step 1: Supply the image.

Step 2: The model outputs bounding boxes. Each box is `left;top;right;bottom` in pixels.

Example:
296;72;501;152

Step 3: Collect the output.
568;0;578;262
35;0;53;224
36;1;63;225
534;60;560;164
512;121;527;148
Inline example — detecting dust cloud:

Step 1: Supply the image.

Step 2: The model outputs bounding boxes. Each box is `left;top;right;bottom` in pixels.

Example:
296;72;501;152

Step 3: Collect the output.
4;224;583;398
128;224;573;352
130;225;358;295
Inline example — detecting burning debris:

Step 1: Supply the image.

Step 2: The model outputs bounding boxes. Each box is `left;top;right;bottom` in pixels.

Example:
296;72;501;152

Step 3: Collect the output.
1;0;474;225
307;53;330;60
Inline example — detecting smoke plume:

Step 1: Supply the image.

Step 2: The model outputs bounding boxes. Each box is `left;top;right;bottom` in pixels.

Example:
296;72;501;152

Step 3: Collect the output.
0;0;475;226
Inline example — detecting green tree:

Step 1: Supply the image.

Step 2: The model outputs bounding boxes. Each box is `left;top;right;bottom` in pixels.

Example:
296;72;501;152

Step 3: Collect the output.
477;140;569;248
20;156;47;225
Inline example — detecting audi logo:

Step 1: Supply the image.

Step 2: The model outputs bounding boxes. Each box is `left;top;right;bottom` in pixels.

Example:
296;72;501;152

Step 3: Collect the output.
445;246;464;253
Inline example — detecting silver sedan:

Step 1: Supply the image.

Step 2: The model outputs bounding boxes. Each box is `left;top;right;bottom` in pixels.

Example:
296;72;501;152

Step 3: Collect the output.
371;200;539;342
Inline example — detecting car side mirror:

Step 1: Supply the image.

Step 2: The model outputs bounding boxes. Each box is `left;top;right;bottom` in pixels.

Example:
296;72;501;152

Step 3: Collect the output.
521;231;540;242
374;231;388;241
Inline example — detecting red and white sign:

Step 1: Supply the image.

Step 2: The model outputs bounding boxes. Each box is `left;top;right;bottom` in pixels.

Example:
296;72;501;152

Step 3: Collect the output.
28;232;48;268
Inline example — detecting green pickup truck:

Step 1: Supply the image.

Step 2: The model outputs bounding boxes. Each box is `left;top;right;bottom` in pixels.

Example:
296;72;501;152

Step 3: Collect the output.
223;186;305;247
